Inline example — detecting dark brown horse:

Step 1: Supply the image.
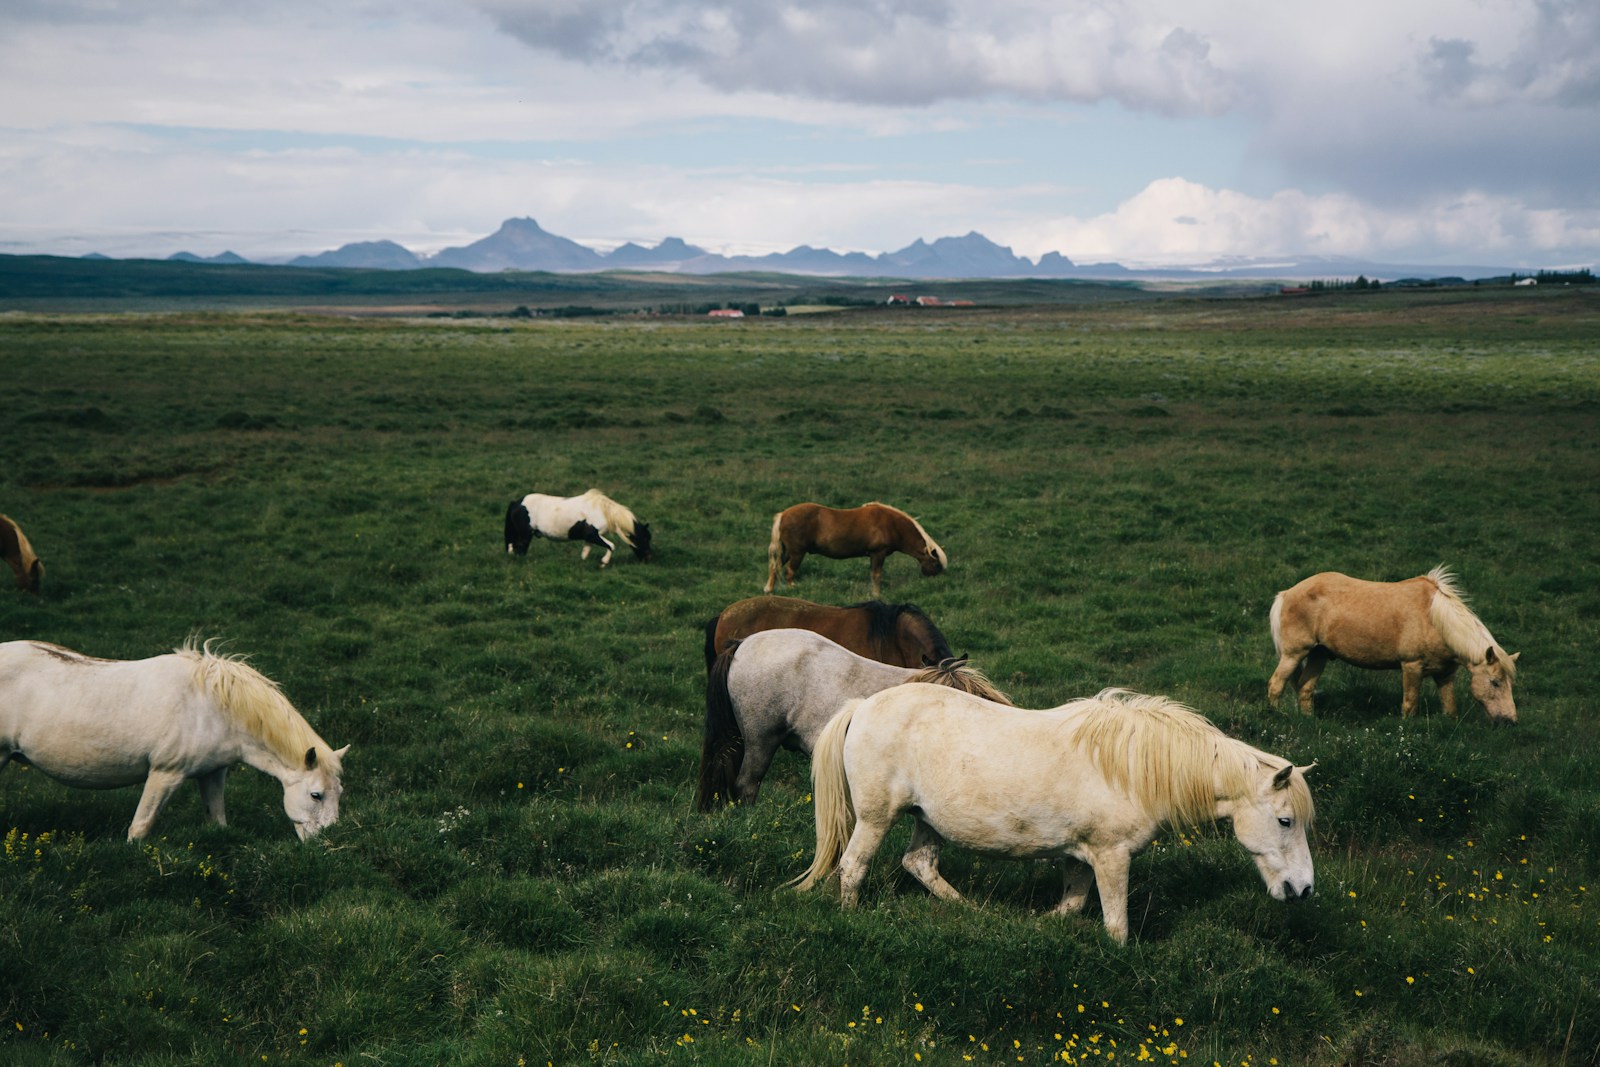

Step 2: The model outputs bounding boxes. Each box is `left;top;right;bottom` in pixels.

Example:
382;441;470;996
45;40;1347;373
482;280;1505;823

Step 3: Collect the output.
764;501;946;598
703;595;954;672
1;515;42;593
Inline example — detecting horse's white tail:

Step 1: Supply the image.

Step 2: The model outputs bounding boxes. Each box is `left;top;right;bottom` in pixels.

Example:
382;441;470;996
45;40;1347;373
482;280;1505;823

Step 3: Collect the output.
1268;592;1286;658
790;700;860;891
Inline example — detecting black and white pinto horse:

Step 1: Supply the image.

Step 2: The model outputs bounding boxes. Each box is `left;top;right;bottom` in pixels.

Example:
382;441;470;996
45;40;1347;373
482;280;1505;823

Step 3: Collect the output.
504;489;653;566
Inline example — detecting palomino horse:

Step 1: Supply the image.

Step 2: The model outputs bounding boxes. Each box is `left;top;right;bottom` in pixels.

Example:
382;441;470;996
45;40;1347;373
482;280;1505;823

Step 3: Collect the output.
505;488;653;566
0;639;348;840
1;515;43;593
702;595;954;672
764;502;946;598
793;685;1315;944
696;628;1010;810
1268;566;1519;722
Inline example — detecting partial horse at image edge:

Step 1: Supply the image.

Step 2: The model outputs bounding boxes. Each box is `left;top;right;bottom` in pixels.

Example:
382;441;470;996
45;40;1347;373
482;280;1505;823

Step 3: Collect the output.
0;638;348;840
764;501;946;598
1268;565;1519;722
1;514;43;593
702;594;955;672
505;488;653;566
791;685;1315;944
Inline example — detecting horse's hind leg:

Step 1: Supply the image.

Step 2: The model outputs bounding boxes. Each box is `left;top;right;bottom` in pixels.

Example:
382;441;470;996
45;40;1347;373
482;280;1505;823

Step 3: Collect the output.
1267;650;1305;710
733;735;783;805
901;818;964;903
1293;648;1329;715
838;818;893;907
198;766;229;827
128;769;188;841
783;546;806;587
1050;858;1096;916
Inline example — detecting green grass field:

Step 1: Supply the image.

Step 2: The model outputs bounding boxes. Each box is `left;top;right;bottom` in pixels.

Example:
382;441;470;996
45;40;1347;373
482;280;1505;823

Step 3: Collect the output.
2;286;1598;1066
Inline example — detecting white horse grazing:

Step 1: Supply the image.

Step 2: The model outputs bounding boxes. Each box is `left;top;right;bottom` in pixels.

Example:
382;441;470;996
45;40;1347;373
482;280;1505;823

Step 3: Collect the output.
793;685;1315;943
696;628;1010;810
504;488;653;566
0;640;348;841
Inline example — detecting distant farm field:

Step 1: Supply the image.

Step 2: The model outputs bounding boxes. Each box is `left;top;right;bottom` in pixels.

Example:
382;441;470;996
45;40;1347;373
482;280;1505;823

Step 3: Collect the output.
2;287;1598;1066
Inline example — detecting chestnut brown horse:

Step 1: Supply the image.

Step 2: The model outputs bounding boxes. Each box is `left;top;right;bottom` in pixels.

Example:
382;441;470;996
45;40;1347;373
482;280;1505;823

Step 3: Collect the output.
703;595;954;672
1;515;42;593
764;501;946;598
1268;566;1519;722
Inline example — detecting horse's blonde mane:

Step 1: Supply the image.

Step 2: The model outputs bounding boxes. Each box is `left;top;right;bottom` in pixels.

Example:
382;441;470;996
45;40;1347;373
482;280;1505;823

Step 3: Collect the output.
1067;689;1314;828
864;501;945;564
178;639;338;770
905;659;1013;706
1425;565;1514;675
582;488;639;546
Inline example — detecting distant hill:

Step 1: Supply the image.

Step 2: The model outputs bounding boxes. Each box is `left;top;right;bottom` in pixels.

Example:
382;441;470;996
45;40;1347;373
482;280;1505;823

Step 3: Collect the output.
55;215;1544;281
289;240;423;270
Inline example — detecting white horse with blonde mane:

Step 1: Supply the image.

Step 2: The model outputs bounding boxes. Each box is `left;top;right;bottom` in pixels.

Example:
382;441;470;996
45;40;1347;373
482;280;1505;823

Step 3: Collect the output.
0;640;347;840
504;488;653;566
1268;565;1519;722
793;685;1315;943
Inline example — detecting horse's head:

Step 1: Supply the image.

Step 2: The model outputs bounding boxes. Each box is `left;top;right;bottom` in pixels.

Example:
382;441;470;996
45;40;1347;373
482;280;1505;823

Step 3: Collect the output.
282;744;348;840
897;604;954;665
504;499;534;555
1469;647;1519;724
630;521;654;562
918;543;947;577
1221;762;1315;903
16;558;42;593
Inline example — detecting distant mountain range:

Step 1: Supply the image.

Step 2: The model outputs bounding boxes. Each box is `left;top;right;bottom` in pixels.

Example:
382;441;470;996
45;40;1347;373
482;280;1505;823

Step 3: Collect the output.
93;216;1528;281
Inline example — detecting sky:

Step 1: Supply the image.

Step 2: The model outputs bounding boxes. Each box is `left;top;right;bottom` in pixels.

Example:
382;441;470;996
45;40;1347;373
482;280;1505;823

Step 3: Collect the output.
3;0;1598;269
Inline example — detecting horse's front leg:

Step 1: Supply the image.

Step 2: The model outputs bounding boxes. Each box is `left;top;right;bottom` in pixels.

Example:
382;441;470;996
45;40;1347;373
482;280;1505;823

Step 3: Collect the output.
1400;661;1424;717
1433;664;1460;718
128;769;189;841
1088;848;1132;943
901;818;964;903
197;766;229;827
1051;857;1096;915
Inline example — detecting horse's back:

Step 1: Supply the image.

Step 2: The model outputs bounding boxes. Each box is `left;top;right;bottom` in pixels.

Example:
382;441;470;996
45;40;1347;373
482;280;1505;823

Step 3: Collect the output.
0;643;212;787
712;595;862;658
729;629;913;752
1276;571;1443;665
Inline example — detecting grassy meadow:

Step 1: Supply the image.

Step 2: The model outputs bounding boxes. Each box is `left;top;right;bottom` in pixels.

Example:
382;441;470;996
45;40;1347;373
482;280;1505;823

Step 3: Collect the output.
2;286;1598;1066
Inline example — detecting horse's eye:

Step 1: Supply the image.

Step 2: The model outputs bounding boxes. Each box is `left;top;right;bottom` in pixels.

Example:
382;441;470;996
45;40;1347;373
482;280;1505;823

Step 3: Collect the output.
310;791;324;803
1278;817;1292;828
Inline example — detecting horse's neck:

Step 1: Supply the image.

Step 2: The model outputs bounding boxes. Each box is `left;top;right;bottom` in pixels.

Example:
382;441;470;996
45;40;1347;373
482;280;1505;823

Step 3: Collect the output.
231;729;301;783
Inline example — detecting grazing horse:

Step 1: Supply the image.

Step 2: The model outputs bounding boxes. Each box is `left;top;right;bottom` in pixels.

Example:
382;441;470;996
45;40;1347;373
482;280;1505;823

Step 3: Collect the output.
696;628;1011;810
793;685;1316;944
702;595;954;672
1268;566;1519;722
764;502;946;598
1;515;43;593
0;639;348;841
504;489;653;566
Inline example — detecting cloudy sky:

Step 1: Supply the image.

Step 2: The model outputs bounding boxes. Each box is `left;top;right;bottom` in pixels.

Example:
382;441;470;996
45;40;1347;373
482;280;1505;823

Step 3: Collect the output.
4;0;1598;268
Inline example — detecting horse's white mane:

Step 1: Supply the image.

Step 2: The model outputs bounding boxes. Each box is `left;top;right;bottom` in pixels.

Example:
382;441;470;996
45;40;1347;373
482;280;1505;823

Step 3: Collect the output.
1425;565;1513;674
864;501;945;564
904;659;1013;706
581;488;639;546
177;639;338;769
1066;689;1314;828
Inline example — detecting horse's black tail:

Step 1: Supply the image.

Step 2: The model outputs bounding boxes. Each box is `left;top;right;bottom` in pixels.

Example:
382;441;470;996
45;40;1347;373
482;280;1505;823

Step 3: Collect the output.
702;613;722;673
696;641;745;811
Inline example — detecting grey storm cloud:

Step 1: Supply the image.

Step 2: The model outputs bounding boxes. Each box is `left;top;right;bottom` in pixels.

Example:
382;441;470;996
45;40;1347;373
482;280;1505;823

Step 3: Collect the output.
1421;0;1600;107
473;0;1236;113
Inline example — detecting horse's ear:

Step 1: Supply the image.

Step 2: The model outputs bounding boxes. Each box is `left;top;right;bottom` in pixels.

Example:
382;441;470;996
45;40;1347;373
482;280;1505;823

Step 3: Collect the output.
1297;761;1317;777
921;654;937;666
1272;763;1295;791
305;747;318;770
334;745;350;759
1484;647;1498;665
